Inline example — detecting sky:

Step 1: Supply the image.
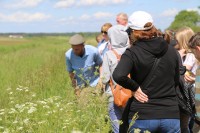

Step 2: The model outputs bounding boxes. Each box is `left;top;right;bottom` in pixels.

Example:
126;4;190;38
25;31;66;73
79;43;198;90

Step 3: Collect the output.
0;0;199;33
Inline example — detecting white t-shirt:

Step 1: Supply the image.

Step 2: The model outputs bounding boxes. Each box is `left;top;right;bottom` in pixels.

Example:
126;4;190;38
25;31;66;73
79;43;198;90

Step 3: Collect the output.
183;53;199;74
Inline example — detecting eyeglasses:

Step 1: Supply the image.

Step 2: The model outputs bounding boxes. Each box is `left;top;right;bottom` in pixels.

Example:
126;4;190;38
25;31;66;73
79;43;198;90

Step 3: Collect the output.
101;31;107;34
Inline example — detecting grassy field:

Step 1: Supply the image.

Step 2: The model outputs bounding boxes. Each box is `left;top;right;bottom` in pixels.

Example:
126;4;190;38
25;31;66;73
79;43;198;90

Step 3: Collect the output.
0;35;111;133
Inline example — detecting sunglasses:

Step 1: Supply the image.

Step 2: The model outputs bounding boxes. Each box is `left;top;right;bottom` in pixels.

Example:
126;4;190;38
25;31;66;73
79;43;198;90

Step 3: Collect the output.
101;31;107;34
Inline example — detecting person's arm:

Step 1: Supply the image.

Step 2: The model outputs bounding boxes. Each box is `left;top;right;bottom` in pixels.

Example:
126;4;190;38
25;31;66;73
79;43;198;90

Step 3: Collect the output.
112;51;139;91
112;50;148;103
69;72;77;88
183;53;196;83
101;53;111;84
65;52;77;88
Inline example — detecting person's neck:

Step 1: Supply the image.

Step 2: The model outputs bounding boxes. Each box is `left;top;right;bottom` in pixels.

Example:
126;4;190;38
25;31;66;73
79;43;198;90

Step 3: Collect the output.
79;48;85;57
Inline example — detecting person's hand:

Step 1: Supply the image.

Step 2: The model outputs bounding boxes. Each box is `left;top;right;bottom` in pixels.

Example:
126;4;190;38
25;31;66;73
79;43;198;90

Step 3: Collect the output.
74;86;81;96
184;71;195;84
132;87;148;103
96;78;105;94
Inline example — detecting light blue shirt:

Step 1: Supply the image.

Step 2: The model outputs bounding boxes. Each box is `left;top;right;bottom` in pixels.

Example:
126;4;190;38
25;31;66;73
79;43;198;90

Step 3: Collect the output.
65;45;103;87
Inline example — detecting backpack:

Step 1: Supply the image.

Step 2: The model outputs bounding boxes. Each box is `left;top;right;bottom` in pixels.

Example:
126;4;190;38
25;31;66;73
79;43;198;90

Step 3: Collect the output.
109;50;132;108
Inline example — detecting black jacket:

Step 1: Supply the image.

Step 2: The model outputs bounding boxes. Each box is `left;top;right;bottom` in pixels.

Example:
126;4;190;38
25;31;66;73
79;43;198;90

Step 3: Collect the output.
113;37;180;119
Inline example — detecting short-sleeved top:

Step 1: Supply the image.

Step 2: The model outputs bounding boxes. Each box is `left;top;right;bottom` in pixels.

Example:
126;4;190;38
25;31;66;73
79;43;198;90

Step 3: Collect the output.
65;45;103;87
97;39;110;58
183;52;199;74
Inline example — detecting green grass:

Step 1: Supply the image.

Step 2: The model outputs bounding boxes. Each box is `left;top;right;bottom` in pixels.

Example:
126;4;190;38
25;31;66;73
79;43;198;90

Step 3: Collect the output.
0;35;110;132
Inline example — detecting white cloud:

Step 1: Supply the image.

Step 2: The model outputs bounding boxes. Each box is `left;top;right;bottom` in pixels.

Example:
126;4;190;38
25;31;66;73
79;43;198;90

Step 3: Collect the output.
0;12;51;22
54;0;75;8
54;0;127;8
57;11;114;25
186;7;200;13
160;8;179;17
93;12;114;19
5;0;44;9
78;0;127;6
80;14;91;20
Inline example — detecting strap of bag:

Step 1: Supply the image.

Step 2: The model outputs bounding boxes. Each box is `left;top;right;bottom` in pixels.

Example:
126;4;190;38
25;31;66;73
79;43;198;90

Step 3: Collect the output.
112;49;121;61
141;57;160;88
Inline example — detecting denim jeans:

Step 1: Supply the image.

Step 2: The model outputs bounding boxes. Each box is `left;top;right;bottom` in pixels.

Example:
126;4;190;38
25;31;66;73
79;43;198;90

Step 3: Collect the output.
108;102;123;133
128;119;180;133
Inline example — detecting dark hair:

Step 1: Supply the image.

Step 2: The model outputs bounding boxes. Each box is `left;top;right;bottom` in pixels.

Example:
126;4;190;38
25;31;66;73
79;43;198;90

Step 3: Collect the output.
188;32;200;49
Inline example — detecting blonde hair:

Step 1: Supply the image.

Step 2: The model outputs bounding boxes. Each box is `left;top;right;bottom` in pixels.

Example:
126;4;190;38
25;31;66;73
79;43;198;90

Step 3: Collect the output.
175;27;194;52
101;23;112;32
96;34;103;43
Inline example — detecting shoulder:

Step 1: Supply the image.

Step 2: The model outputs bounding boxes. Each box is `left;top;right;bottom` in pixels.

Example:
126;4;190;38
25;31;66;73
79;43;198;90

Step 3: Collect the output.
85;45;98;51
65;48;73;57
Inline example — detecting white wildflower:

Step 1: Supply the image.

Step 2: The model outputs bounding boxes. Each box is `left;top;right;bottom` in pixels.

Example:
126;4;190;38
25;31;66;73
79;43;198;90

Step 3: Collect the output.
32;93;36;97
3;128;9;133
76;110;81;113
9;92;13;95
6;88;11;91
28;107;37;114
37;101;47;105
43;105;50;109
0;109;5;112
13;120;18;124
38;120;46;125
16;88;23;91
71;130;83;133
0;112;5;115
8;108;17;114
23;119;29;125
67;102;74;105
17;127;23;131
62;126;66;129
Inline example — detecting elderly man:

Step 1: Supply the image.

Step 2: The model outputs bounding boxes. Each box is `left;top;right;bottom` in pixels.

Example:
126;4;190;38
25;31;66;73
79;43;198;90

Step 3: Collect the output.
65;34;103;95
116;12;128;26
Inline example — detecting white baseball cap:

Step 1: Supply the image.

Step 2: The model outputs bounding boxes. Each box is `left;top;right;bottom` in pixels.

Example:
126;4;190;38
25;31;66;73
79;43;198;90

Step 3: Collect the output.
128;11;153;30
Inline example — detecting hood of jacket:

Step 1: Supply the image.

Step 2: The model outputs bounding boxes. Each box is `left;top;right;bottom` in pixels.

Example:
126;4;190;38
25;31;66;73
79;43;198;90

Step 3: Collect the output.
134;37;168;57
108;25;129;49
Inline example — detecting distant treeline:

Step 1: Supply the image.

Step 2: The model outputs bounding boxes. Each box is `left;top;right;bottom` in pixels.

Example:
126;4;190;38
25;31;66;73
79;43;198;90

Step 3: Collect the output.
0;32;99;37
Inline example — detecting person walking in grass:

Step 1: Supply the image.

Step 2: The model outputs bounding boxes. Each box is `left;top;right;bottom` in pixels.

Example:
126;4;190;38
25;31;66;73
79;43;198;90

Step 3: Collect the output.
65;34;103;95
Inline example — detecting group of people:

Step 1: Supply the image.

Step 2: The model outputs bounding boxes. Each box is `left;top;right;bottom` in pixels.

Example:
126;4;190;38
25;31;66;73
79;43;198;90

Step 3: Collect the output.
65;10;200;133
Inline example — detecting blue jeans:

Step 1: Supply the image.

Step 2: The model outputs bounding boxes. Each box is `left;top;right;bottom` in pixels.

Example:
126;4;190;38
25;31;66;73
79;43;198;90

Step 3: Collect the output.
108;102;123;133
128;119;180;133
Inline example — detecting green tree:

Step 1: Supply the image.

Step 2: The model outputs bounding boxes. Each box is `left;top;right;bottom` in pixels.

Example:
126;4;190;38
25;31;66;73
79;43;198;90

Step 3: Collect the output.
168;10;200;32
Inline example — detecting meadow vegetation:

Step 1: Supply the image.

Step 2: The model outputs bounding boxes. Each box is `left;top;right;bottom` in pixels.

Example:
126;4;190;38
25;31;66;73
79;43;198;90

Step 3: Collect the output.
0;34;110;133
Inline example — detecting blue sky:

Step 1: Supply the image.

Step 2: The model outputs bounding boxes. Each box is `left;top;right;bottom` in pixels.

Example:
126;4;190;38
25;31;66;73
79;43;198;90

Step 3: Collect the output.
0;0;199;33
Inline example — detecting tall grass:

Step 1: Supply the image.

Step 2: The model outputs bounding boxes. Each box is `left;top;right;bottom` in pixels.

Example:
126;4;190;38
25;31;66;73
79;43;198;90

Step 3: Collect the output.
0;35;110;132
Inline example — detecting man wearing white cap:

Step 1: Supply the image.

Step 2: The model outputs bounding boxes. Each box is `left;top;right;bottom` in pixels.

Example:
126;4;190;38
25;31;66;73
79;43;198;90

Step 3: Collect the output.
113;11;180;132
65;34;103;95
